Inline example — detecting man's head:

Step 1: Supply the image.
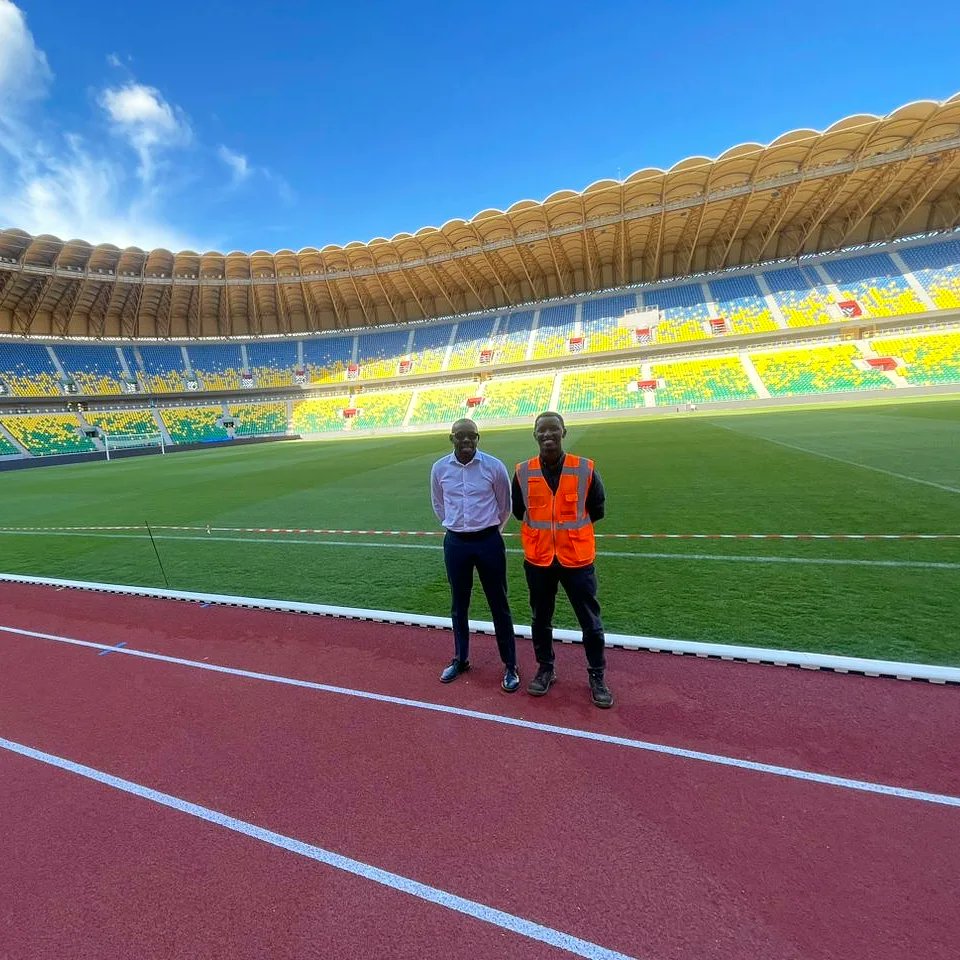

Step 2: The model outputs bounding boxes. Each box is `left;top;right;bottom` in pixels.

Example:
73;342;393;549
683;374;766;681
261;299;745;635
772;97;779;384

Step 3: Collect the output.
533;411;566;463
449;418;479;463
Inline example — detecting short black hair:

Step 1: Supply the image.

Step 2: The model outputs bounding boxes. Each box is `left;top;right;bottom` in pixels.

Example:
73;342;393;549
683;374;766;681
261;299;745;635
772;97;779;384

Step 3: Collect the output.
534;411;565;429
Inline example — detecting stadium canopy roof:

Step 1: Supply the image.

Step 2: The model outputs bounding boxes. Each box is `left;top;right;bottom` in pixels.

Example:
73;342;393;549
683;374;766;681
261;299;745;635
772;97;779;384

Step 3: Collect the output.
2;94;960;339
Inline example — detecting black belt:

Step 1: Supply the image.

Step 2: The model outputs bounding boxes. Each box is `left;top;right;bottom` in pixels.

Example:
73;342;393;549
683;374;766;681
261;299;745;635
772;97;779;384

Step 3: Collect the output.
446;525;499;541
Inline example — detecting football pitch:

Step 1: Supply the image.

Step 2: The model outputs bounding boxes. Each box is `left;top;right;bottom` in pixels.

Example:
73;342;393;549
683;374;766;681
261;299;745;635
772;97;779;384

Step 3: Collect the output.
1;396;958;666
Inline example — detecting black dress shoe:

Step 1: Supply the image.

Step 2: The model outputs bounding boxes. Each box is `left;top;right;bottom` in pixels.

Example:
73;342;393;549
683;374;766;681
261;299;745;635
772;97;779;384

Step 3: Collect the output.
589;672;614;709
527;667;556;696
501;667;520;693
440;659;470;683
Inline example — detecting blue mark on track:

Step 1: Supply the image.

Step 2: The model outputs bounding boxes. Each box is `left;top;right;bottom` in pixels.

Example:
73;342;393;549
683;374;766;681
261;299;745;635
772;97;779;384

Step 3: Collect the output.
97;641;128;657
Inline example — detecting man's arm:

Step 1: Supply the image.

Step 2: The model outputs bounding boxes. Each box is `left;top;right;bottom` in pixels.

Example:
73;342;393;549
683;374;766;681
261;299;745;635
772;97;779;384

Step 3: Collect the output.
586;468;606;523
430;463;445;525
493;460;512;529
511;471;526;522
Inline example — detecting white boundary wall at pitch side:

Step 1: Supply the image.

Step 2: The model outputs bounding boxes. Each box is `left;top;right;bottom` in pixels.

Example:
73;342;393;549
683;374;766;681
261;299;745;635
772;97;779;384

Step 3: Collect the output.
2;573;957;685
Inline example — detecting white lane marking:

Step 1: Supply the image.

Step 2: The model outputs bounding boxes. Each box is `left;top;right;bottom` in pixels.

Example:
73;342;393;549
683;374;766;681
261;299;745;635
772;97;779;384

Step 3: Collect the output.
1;623;958;808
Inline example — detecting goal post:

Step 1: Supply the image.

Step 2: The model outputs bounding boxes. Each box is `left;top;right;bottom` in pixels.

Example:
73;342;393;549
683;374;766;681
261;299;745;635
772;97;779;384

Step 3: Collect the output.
103;432;166;461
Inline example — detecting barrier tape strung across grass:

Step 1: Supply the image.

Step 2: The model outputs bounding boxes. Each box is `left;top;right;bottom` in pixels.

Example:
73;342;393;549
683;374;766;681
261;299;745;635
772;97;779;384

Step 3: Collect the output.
1;525;959;541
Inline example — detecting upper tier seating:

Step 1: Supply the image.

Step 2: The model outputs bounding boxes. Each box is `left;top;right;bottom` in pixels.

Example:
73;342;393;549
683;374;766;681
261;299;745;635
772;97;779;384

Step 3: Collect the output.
138;345;188;393
708;275;778;336
357;329;411;381
763;266;834;327
642;284;710;343
186;343;244;391
303;335;353;383
0;342;63;397
822;253;926;317
447;316;498;370
581;294;640;354
531;303;577;360
410;323;454;376
245;340;298;387
897;240;960;310
54;344;128;395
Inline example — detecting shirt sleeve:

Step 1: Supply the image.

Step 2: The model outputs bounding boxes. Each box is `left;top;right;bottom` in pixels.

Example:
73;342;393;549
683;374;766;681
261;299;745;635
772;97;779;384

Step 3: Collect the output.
493;459;512;528
586;467;606;523
511;471;526;522
430;463;445;525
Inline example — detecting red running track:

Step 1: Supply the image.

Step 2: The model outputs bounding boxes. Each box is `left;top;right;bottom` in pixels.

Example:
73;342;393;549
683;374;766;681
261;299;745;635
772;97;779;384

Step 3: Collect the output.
0;581;957;959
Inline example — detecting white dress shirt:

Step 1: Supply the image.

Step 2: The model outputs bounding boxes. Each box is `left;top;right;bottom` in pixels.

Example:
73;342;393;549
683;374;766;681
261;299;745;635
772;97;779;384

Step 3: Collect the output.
430;450;512;532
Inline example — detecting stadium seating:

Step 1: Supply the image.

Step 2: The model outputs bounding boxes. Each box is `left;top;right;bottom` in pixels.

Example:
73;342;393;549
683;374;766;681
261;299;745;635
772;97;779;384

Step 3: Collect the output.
898;240;960;309
0;342;63;397
409;323;454;376
229;402;288;436
708;275;778;336
472;376;554;422
642;284;710;343
303;335;354;384
291;396;351;433
559;366;644;414
357;329;410;380
531;304;577;360
351;391;411;429
822;253;926;318
490;311;534;364
185;343;244;391
751;344;893;396
138;345;189;393
1;414;96;455
873;331;960;385
652;356;757;405
160;406;229;444
0;432;18;455
446;316;498;370
54;344;129;395
762;266;834;327
581;294;639;353
408;384;477;426
84;409;160;437
245;339;298;387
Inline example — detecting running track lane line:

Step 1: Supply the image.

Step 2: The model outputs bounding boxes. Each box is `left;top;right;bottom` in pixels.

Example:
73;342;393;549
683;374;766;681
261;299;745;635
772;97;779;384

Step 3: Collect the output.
2;530;958;570
0;737;637;960
2;623;958;809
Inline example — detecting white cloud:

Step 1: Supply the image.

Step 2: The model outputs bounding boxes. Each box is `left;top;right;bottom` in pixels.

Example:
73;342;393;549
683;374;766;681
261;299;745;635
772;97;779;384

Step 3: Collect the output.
218;144;251;184
99;82;191;181
0;0;52;110
106;52;123;68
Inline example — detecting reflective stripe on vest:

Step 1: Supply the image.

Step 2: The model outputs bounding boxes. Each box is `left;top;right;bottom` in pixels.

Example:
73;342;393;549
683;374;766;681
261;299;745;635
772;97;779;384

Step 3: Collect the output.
517;458;593;531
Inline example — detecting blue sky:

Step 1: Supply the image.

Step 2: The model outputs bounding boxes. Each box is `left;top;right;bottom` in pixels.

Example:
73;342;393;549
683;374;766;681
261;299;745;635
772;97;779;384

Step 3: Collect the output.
2;0;959;253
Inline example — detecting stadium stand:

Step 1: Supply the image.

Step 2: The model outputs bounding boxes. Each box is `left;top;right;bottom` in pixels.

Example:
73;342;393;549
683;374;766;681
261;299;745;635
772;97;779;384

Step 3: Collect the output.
751;344;893;396
54;344;129;395
490;311;534;364
446;316;498;370
642;284;710;343
897;240;960;309
229;402;288;436
302;335;354;384
138;345;188;393
357;329;411;381
652;356;757;405
0;342;63;397
84;409;159;437
708;275;778;336
160;406;229;444
532;303;577;360
559;366;644;414
822;252;926;317
874;331;960;386
581;294;639;353
0;432;19;455
408;383;478;426
185;343;244;391
763;265;834;327
291;396;351;433
409;323;454;376
473;375;554;421
351;391;411;430
245;339;298;388
1;413;96;455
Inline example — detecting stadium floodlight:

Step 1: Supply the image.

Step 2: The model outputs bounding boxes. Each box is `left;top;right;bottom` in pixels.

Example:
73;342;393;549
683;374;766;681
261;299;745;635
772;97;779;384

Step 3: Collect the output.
103;432;166;461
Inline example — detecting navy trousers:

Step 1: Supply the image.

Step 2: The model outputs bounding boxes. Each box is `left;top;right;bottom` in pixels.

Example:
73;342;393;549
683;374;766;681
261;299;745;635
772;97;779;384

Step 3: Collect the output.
443;527;517;669
524;561;606;673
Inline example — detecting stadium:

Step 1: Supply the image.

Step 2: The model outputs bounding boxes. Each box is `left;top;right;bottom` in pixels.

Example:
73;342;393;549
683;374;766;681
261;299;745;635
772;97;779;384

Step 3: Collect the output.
1;28;958;958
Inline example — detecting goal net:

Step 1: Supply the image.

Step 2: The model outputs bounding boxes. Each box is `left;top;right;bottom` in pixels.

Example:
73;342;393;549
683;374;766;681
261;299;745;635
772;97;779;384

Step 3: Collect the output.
103;432;166;461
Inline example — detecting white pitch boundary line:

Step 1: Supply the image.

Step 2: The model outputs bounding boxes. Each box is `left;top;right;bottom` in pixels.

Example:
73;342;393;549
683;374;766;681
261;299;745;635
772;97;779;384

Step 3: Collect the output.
2;528;960;570
0;736;637;960
2;624;959;809
2;572;959;684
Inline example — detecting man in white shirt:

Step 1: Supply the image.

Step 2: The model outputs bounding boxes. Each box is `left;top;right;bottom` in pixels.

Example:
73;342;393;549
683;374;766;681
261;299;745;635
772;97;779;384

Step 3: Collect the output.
430;418;520;692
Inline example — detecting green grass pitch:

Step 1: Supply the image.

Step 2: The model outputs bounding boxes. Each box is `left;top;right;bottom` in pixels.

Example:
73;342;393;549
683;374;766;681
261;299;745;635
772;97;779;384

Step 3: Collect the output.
1;397;958;666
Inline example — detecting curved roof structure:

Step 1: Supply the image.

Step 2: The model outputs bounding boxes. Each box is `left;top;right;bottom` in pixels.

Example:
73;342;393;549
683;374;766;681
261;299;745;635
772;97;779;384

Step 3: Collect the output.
2;94;960;338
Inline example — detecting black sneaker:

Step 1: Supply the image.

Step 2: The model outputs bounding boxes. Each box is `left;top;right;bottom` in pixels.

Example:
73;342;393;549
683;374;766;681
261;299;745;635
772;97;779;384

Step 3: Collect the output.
440;659;470;683
589;673;614;709
501;667;520;693
527;667;556;697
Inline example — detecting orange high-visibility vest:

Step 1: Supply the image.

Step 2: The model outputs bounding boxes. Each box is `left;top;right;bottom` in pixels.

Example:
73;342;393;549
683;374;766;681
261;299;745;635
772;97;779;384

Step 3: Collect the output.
517;454;596;568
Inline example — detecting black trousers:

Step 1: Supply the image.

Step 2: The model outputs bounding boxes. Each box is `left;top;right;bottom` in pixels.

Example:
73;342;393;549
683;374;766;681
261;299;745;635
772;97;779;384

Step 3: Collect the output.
443;527;517;669
524;560;606;673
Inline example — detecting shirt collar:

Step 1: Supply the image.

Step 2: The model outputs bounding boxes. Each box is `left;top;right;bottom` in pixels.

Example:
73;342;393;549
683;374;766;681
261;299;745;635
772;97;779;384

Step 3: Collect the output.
447;449;484;466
